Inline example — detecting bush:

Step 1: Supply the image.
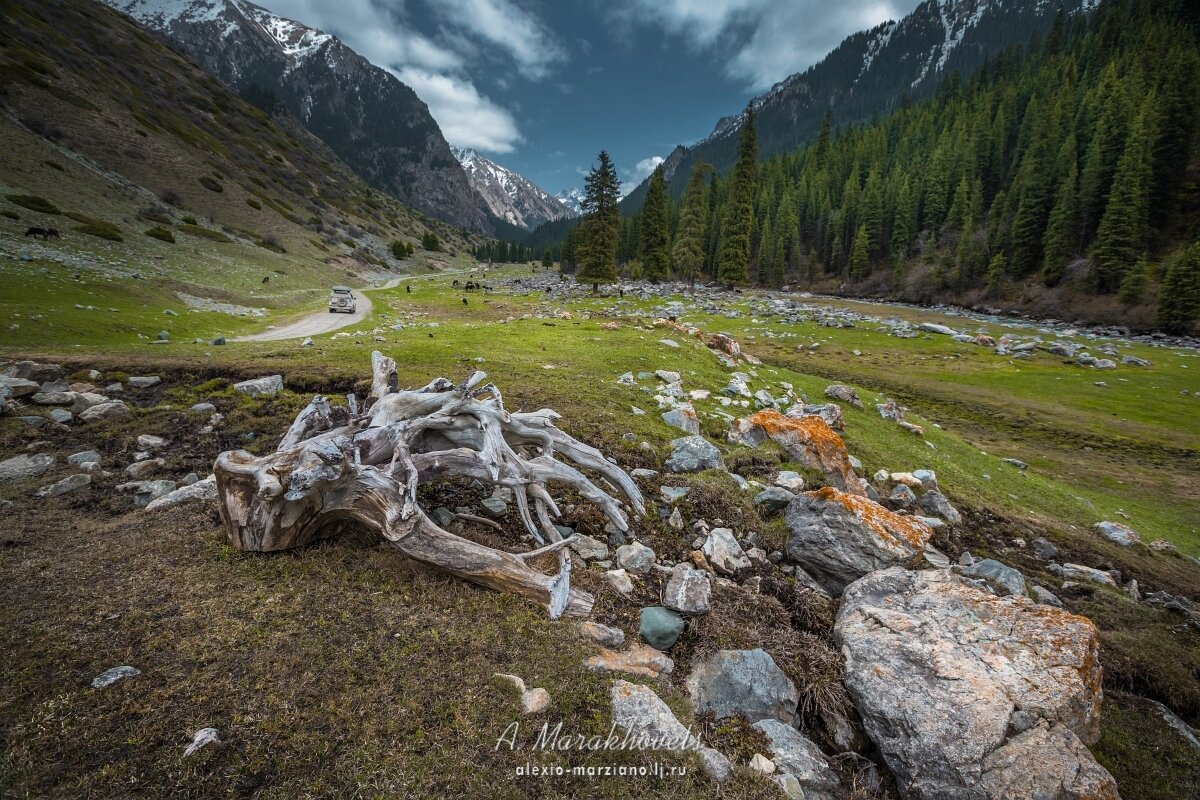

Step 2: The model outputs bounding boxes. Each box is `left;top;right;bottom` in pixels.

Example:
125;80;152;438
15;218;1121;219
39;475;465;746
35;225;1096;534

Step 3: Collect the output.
144;226;175;243
159;188;184;207
74;221;123;241
421;231;441;251
138;205;172;225
246;197;262;210
6;194;61;215
1;210;19;220
258;233;286;253
198;176;223;193
181;215;198;225
177;223;231;243
391;240;412;259
42;160;65;172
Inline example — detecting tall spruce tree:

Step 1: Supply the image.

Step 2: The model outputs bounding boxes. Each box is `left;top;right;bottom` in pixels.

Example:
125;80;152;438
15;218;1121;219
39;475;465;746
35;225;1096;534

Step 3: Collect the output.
1092;98;1158;292
577;150;620;292
1156;242;1200;334
639;165;671;282
716;106;758;286
672;162;711;290
849;224;870;281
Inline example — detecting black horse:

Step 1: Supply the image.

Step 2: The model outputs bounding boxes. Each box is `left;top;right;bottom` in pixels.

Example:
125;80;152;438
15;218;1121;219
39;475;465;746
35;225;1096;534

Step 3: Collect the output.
23;227;59;240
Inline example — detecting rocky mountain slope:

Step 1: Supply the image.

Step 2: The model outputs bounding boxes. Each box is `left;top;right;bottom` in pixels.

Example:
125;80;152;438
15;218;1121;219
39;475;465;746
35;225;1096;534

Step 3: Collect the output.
626;0;1099;205
554;187;586;217
452;147;574;231
103;0;492;233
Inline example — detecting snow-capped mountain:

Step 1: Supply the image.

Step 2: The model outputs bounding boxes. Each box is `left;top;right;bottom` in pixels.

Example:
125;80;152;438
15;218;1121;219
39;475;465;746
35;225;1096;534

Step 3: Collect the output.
553;188;586;217
452;148;575;230
627;0;1097;205
104;0;491;233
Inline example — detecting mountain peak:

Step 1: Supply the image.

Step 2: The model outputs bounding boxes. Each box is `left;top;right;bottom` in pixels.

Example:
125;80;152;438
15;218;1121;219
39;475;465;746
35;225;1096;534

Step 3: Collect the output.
452;148;575;230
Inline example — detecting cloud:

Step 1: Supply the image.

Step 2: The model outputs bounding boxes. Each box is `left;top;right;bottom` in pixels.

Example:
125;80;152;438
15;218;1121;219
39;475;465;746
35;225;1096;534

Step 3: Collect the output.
618;0;907;90
427;0;566;80
259;0;561;154
398;68;522;152
621;154;665;196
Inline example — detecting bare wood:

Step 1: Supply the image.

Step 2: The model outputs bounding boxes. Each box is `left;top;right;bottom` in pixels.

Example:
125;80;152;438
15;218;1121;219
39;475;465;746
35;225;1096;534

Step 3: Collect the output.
213;356;643;619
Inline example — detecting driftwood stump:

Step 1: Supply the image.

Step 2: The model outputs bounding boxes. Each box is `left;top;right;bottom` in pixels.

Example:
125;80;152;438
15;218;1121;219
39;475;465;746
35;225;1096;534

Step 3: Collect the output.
213;353;644;618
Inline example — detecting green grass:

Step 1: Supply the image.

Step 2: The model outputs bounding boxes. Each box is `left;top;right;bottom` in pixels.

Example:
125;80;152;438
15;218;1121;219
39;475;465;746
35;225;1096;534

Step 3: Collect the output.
5;193;60;214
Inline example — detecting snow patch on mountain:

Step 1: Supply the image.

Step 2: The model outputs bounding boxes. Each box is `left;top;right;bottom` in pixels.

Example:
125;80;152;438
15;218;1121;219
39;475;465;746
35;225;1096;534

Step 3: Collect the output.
554;187;586;216
452;147;574;230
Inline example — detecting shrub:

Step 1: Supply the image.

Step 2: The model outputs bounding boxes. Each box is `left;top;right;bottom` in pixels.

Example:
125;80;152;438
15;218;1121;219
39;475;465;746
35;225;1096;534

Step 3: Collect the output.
246;197;262;210
6;194;60;214
42;160;65;172
391;240;410;259
144;226;175;243
159;188;183;207
1;210;19;220
74;221;123;241
137;205;172;225
198;176;223;193
258;233;286;253
181;215;198;225
421;231;441;251
177;223;231;243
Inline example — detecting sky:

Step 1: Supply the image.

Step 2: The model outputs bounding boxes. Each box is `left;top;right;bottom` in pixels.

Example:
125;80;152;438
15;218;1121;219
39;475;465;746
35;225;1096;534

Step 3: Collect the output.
259;0;919;195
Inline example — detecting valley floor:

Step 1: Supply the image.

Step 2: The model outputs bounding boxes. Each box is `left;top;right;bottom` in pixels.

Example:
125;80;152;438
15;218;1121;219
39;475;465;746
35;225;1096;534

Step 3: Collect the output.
1;265;1197;798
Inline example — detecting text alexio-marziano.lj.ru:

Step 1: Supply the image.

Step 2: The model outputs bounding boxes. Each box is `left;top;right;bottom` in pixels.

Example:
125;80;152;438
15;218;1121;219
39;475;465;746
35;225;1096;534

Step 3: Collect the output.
496;720;699;777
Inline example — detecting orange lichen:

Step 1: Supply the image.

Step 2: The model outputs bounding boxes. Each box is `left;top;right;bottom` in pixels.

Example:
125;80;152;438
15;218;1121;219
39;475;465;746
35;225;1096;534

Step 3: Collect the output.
747;411;864;496
812;486;933;550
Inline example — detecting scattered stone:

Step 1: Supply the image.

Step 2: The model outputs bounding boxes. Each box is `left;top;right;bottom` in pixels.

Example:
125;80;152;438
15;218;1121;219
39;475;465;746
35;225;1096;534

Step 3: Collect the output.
888;483;917;508
569;534;609;561
1093;520;1140;547
127;376;161;389
961;558;1027;597
702;527;751;575
183;727;220;757
1030;585;1063;607
36;473;91;498
774;470;805;491
479;497;507;518
1003;458;1028;470
661;406;700;435
754;486;795;512
605;568;634;597
753;719;841;800
665;435;725;472
616;541;656;574
124;458;165;479
495;673;551;715
1052;562;1119;587
232;375;284;398
609;680;730;781
0;453;55;482
784;487;933;594
1030;537;1059;560
663;563;712;614
660;485;691;503
136;434;167;451
78;400;130;422
68;450;101;467
91;665;140;688
31;391;74;406
639;606;685;650
49;408;73;424
748;753;775;775
579;621;625;648
836;568;1114;800
686;648;798;725
586;644;674;678
301;337;314;347
118;479;177;508
190;402;217;415
824;384;862;408
145;476;217;511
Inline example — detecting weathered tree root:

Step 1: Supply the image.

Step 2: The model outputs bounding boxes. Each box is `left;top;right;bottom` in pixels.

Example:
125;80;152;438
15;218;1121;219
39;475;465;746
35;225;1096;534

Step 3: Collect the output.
213;353;644;618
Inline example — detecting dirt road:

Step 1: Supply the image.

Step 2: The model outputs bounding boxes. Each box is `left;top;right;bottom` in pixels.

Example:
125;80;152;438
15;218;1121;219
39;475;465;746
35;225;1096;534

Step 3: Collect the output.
235;281;397;342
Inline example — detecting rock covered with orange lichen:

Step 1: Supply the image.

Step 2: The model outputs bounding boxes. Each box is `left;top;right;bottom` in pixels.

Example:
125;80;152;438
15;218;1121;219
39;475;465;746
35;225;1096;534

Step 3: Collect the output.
729;410;863;495
784;487;933;593
835;568;1115;800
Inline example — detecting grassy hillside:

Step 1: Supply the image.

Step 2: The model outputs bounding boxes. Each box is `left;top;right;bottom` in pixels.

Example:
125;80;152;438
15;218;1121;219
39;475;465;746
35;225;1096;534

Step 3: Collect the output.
0;0;484;334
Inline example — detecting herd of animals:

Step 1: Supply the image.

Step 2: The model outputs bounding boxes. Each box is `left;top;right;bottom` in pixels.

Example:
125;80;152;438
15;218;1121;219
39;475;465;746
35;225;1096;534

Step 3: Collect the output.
23;226;60;240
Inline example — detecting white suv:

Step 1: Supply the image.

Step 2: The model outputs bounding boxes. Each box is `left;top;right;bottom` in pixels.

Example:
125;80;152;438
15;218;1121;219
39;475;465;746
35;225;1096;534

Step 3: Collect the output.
328;285;356;314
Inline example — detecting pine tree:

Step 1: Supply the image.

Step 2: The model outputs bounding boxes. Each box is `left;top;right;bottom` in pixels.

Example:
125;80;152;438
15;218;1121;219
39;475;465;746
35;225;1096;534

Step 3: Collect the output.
577;150;620;292
638;165;671;282
985;252;1006;296
1156;242;1200;334
672;162;711;290
541;248;553;269
717;106;758;286
848;224;870;281
1041;160;1078;287
1092;98;1157;292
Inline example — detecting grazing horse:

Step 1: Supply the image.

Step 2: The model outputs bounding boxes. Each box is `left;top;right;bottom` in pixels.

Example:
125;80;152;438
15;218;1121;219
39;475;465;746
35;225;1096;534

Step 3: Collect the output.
262;276;271;284
45;228;59;239
24;226;47;239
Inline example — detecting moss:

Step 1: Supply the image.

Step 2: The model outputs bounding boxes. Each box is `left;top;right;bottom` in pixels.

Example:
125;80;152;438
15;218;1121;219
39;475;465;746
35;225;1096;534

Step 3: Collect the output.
144;226;175;243
1093;692;1200;800
5;194;61;214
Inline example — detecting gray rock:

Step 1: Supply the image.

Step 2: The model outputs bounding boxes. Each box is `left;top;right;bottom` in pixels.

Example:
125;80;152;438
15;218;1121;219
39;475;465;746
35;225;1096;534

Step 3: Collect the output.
479;497;507;518
616;541;655;574
888;483;917;509
660;485;691;503
686;648;798;724
752;719;841;800
1031;585;1063;607
233;375;284;398
31;391;75;406
0;376;40;397
78;400;130;422
36;473;92;498
661;406;700;435
1031;537;1058;560
836;568;1113;800
664;435;725;473
0;453;55;482
145;476;217;511
118;479;177;508
1053;562;1118;587
639;606;685;650
49;408;73;424
605;568;634;596
569;534;609;562
609;680;730;781
702;527;751;575
1093;520;1140;547
663;563;711;614
180;472;200;486
127;376;161;389
754;486;795;512
91;665;141;688
136;434;167;451
183;727;221;758
918;490;962;525
124;458;165;479
190;402;217;415
961;558;1027;597
785;490;932;595
1122;355;1151;366
1003;458;1028;470
579;621;626;648
823;384;862;408
68;450;101;467
774;470;805;491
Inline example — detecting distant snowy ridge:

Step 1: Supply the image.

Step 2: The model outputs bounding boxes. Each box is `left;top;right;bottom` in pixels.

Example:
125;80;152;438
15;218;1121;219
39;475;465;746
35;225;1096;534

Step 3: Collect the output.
453;147;575;230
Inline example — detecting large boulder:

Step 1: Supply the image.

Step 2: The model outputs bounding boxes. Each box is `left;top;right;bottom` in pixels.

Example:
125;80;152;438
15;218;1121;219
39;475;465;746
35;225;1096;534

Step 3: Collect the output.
752;719;841;800
685;648;798;725
233;375;284;398
729;410;862;495
664;435;725;473
834;568;1114;800
785;487;933;594
78;400;130;422
0;453;56;482
610;680;731;781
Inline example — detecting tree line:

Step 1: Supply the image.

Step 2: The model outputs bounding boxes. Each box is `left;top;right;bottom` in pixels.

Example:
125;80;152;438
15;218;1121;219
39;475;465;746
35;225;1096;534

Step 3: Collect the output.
557;0;1200;332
